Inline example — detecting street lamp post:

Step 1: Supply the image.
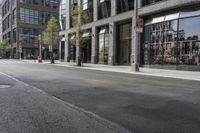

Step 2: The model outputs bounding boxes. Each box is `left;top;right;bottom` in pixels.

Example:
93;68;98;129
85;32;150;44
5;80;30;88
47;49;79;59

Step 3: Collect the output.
19;42;22;61
132;0;140;72
38;34;42;57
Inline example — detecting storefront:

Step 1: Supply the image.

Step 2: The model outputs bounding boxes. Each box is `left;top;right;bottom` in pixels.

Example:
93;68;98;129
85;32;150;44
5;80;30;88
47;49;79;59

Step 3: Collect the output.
143;9;200;71
82;31;92;63
69;34;76;62
98;27;109;64
22;48;38;59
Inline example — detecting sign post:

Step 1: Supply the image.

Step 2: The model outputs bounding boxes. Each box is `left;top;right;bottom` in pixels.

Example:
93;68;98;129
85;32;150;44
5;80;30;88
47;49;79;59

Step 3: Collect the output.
38;34;42;57
132;0;139;72
19;44;22;61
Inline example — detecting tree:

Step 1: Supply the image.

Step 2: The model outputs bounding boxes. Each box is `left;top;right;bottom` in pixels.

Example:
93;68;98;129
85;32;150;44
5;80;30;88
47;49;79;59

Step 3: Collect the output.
42;16;60;63
72;5;89;66
0;41;11;58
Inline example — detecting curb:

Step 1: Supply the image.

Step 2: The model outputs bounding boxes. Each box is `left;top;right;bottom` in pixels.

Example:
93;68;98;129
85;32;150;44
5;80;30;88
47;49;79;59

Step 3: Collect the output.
46;63;200;82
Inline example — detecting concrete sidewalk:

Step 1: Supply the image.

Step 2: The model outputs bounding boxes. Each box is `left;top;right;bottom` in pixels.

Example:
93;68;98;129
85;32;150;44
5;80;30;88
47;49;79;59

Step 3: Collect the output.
53;62;200;82
22;60;200;81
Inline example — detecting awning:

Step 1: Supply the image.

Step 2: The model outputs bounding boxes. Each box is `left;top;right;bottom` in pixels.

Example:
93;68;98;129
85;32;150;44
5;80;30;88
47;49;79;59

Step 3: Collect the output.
180;10;200;18
165;13;180;21
61;37;65;41
152;16;165;24
82;32;91;38
150;10;200;25
70;35;75;40
99;29;107;34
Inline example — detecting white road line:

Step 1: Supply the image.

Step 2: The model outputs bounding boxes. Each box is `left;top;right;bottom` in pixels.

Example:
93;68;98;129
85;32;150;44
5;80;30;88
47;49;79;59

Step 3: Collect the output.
0;71;132;133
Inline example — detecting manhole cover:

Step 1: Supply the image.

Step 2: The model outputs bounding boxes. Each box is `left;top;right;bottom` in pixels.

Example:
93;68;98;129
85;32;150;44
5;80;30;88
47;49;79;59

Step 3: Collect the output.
0;85;11;89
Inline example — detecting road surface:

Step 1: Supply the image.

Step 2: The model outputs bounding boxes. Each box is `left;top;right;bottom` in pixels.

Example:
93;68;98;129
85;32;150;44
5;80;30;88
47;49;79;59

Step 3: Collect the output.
0;60;200;133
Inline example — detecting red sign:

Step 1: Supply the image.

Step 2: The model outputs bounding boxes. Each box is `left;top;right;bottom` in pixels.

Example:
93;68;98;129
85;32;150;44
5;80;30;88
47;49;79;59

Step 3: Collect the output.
136;18;144;28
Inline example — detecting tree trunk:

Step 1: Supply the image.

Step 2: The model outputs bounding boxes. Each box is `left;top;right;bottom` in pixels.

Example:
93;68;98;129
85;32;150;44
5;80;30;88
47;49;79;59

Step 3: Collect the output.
76;47;82;66
50;52;55;64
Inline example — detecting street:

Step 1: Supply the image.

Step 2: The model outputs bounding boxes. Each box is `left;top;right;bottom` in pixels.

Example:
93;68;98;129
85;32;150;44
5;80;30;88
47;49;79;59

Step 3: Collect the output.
0;60;200;133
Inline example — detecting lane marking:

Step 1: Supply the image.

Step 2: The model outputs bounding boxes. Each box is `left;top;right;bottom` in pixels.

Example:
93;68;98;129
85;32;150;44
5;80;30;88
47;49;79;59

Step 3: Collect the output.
0;71;132;133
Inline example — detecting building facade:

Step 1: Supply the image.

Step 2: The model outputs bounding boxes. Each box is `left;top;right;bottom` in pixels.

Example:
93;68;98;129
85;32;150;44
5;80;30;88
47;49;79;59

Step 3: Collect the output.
1;0;60;59
59;0;200;71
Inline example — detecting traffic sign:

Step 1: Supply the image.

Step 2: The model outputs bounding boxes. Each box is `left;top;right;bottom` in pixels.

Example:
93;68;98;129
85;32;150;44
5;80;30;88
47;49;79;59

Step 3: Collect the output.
19;45;22;53
136;18;144;28
135;18;144;33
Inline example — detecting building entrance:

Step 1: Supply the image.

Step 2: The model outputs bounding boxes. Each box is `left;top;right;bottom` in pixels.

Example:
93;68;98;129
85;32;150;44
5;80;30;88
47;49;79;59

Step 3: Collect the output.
98;28;109;64
118;23;132;65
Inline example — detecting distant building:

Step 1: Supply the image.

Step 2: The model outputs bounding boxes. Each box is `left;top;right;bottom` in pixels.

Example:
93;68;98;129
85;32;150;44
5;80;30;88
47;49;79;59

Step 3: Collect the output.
59;0;200;71
1;0;60;59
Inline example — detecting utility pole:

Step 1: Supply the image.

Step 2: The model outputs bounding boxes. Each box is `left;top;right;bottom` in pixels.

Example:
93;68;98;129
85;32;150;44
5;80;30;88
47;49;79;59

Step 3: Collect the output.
38;34;42;57
132;0;141;72
19;42;22;61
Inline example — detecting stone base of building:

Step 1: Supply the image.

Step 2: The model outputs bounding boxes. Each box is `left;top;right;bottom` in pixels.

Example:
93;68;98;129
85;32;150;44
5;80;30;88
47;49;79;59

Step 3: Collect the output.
143;65;200;72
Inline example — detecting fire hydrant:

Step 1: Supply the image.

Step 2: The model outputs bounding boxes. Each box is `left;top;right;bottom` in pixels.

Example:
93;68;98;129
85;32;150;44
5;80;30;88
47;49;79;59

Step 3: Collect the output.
38;56;43;63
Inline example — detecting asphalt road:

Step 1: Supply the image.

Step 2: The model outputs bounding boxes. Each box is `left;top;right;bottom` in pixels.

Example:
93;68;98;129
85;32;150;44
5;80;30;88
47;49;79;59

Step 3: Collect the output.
0;60;200;133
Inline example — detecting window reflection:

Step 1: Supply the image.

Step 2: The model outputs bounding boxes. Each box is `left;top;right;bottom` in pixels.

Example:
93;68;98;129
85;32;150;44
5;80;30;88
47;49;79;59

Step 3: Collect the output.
178;16;200;65
144;15;200;66
82;0;93;23
98;0;111;19
98;27;109;64
60;0;66;30
117;0;134;14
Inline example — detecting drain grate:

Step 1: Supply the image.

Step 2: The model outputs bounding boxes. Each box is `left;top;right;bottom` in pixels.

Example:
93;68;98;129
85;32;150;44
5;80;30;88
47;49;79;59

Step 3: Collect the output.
0;85;11;89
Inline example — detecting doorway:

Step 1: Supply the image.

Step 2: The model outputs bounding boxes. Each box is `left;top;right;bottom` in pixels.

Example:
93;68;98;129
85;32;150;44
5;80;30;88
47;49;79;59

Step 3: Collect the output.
117;22;132;65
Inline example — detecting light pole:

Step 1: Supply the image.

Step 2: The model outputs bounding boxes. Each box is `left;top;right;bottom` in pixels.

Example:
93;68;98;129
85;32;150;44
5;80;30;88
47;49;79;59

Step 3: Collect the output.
19;41;22;61
132;0;140;72
38;34;42;57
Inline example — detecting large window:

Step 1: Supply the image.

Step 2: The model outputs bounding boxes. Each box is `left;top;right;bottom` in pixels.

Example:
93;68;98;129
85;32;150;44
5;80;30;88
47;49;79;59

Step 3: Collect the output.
82;0;93;22
2;15;10;32
117;23;132;65
147;20;178;65
42;12;58;25
2;0;10;17
143;11;200;66
19;28;39;45
12;9;16;25
178;16;200;65
98;27;109;64
142;0;165;6
117;0;134;14
20;0;39;5
42;0;59;8
20;8;39;24
70;0;78;27
98;0;111;19
59;0;66;30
